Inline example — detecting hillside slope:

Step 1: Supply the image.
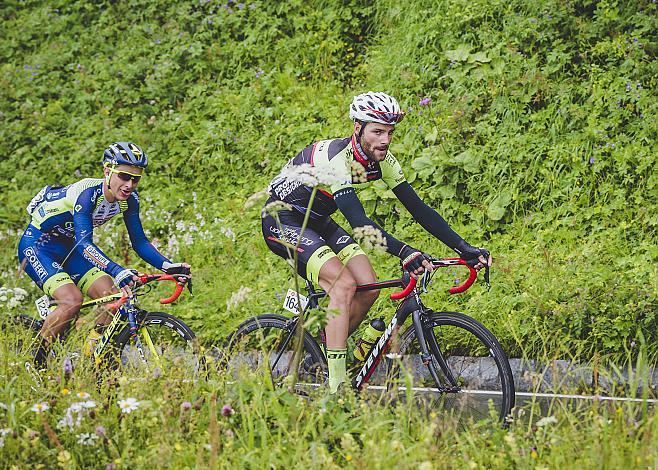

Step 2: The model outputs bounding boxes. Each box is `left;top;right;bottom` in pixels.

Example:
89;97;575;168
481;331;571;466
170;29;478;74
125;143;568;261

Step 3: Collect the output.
1;0;656;360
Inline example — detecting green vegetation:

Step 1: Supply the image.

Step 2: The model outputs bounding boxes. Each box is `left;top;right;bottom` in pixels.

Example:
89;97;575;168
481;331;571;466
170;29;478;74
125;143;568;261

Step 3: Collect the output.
2;345;658;468
1;0;658;465
1;0;657;356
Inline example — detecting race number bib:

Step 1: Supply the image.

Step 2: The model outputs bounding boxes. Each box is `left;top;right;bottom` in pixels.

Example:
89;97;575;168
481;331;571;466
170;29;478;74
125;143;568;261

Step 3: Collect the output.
282;289;309;315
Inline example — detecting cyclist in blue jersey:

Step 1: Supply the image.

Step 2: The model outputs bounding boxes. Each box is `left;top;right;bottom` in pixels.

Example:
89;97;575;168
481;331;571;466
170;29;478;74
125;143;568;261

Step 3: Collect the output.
19;142;190;366
263;92;491;393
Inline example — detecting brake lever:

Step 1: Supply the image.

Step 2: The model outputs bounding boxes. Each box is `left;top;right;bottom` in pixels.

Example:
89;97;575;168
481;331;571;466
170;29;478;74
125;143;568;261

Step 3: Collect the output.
187;278;193;296
483;264;491;291
420;270;431;293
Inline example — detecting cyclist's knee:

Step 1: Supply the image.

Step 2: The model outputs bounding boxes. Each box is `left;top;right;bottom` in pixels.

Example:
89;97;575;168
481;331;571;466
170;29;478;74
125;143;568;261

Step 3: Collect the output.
361;288;380;304
328;273;357;303
55;290;83;319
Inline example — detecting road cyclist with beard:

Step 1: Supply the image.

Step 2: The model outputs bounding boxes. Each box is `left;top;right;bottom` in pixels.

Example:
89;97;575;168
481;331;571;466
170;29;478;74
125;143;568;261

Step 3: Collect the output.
262;92;492;393
18;142;191;368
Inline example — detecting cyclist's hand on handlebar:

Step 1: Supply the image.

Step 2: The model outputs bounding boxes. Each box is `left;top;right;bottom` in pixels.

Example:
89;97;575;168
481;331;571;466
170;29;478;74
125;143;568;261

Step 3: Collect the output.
454;240;492;271
399;244;434;279
162;262;192;282
115;268;139;298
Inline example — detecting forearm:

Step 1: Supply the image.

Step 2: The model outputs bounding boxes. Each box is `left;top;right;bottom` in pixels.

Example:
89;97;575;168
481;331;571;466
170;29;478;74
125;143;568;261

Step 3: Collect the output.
393;183;464;250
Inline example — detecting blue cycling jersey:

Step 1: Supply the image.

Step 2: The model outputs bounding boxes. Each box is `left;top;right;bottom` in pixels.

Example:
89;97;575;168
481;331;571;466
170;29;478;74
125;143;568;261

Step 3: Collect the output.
23;178;169;279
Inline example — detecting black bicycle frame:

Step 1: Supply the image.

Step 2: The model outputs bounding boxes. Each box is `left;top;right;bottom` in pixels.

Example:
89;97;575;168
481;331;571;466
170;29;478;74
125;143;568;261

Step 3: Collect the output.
278;278;463;392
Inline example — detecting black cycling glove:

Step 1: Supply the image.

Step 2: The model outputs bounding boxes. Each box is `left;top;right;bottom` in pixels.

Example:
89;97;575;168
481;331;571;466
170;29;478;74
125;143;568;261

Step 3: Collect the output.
399;244;432;273
454;240;490;267
162;262;191;276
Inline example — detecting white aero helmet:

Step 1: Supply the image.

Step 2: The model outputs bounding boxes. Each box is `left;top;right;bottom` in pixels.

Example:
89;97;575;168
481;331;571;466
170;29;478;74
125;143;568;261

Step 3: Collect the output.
349;92;404;125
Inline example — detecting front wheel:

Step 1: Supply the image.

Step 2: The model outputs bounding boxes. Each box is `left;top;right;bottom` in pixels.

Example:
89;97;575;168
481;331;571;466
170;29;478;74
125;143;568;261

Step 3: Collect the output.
387;311;515;423
112;312;204;379
225;314;327;394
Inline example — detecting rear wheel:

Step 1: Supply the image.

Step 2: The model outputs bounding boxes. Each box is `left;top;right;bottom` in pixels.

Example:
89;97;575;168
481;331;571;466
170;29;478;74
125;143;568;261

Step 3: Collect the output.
387;311;515;424
226;314;327;394
112;312;204;379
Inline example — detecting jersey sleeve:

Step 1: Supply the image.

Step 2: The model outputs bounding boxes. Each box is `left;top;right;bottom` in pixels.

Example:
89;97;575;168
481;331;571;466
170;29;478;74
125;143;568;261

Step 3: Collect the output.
392;182;464;249
72;186;124;278
123;193;171;269
380;153;406;189
334;187;405;256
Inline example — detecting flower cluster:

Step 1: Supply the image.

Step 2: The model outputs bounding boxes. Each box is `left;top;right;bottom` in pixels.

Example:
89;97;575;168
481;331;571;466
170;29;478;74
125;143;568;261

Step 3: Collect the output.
280;163;348;188
57;399;96;430
226;286;252;310
262;200;293;218
76;432;99;446
353;226;388;253
0;428;12;448
350;160;367;184
0;286;28;309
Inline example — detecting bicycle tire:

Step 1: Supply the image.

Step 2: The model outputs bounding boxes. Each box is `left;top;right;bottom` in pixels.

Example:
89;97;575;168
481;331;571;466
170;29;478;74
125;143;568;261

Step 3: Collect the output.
387;311;515;423
111;311;204;378
226;314;327;393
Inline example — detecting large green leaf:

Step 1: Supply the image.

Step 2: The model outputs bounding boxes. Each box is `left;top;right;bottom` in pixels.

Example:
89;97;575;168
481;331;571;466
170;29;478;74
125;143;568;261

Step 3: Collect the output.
445;44;471;62
487;190;513;221
452;149;481;173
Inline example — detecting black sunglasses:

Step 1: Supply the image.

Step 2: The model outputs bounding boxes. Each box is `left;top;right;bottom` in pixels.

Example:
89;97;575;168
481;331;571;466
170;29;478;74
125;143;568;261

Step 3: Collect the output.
110;168;142;183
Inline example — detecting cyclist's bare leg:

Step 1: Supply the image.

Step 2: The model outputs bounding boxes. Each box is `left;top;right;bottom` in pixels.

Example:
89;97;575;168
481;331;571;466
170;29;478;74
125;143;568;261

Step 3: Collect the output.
85;275;119;326
344;254;379;335
40;283;83;343
318;257;357;349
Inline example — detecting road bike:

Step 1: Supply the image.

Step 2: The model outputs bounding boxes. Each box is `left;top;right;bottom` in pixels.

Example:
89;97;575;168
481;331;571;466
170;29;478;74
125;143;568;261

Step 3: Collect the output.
226;258;515;422
2;273;202;378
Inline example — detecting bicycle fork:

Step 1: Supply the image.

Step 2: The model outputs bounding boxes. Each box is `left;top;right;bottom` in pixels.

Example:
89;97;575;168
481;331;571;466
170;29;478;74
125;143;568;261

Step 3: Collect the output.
126;308;163;370
411;310;460;393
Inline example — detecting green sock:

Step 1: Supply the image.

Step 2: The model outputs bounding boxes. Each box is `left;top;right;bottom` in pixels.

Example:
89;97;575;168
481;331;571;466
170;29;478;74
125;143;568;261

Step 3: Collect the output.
327;348;347;393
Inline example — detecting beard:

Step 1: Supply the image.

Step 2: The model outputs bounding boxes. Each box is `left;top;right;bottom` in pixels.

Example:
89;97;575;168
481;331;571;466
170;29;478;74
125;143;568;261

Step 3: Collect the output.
360;137;388;161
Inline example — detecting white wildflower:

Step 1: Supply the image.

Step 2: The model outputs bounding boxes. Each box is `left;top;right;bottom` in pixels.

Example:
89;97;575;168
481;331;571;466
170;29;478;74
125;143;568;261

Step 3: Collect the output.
76;433;99;446
0;428;11;447
262;200;293;218
220;227;236;241
182;233;194;246
167;236;180;258
280;163;348;187
76;392;90;399
244;189;269;209
226;286;252;311
118;397;140;414
13;287;28;299
535;415;558;427
31;402;49;413
353;225;388;253
80;400;96;409
176;221;186;231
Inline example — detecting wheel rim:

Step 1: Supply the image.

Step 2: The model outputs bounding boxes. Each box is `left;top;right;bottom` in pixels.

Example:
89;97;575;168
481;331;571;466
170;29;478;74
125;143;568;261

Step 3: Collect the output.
118;322;202;379
228;322;326;392
389;319;512;423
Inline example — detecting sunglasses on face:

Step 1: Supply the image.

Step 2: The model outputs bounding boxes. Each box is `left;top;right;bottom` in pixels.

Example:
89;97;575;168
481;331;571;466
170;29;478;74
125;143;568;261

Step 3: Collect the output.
110;168;142;183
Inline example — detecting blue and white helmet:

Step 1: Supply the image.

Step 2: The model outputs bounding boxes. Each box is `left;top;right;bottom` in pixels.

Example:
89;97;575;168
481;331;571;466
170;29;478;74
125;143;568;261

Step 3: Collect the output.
349;92;404;125
102;142;148;168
